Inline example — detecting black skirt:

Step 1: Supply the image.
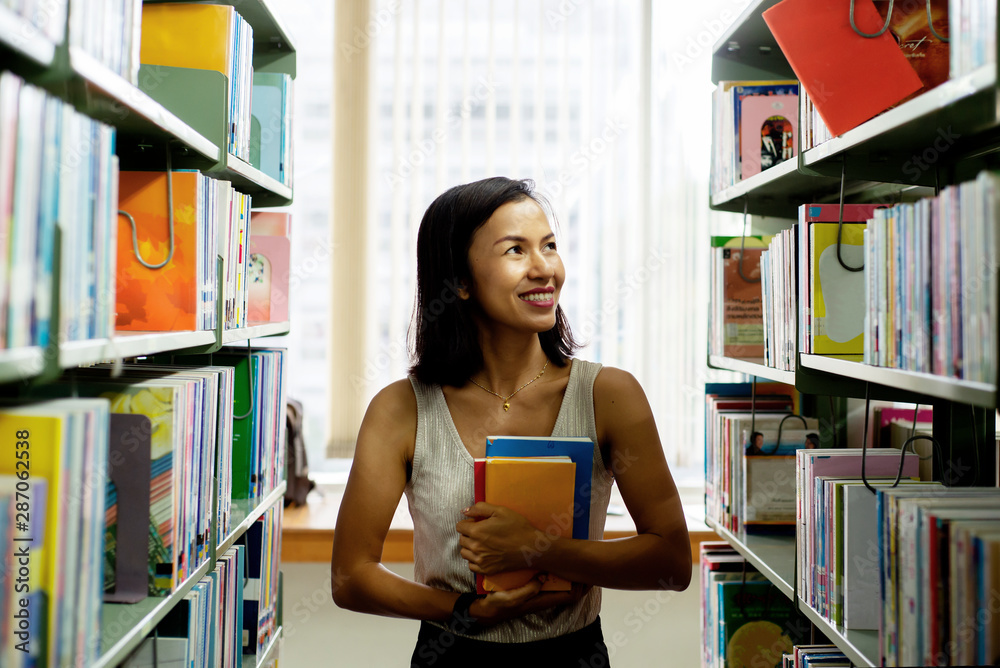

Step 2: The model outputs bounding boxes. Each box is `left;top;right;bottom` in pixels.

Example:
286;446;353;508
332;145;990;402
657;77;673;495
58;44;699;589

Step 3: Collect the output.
410;616;611;668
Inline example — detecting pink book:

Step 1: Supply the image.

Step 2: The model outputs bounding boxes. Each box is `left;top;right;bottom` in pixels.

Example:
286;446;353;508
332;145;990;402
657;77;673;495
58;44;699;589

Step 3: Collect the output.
247;235;290;323
740;93;797;180
250;211;291;237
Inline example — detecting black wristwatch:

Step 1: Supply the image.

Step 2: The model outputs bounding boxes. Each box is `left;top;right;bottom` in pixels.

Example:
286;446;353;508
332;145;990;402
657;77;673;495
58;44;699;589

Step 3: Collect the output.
449;592;484;634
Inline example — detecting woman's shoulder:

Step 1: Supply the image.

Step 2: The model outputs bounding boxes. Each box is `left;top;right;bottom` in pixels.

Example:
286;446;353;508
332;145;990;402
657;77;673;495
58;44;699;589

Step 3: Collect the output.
364;378;419;424
589;364;648;410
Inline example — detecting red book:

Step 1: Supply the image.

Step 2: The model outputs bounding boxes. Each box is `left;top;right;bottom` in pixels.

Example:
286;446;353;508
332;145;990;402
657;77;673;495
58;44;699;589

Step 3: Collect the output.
763;0;923;136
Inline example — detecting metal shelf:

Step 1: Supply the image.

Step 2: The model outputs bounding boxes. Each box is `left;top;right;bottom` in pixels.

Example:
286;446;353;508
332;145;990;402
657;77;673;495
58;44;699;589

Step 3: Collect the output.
243;625;283;668
219;154;292;206
711;159;846;218
59;331;217;368
0;5;56;67
805;65;996;164
710;0;794;84
0;346;46;384
799;354;997;408
704;518;795;599
68;47;220;161
708;355;796;385
222;321;291;345
96;556;215;668
705;518;879;667
218;482;287;555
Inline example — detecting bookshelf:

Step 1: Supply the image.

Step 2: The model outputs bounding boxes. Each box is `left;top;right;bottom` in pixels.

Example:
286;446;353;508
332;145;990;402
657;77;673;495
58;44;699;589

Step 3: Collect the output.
706;0;1000;664
0;5;57;67
0;0;295;664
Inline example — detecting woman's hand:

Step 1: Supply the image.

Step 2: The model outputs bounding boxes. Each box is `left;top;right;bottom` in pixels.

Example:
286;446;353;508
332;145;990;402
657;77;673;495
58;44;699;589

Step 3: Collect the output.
455;502;546;575
469;580;589;627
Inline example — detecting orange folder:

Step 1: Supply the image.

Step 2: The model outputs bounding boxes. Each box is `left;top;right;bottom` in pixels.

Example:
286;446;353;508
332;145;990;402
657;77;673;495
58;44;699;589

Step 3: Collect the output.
116;171;201;331
479;457;576;593
763;0;923;137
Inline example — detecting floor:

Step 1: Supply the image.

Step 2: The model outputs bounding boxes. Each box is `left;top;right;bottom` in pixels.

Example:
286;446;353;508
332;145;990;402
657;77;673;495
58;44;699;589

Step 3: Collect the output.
278;562;703;667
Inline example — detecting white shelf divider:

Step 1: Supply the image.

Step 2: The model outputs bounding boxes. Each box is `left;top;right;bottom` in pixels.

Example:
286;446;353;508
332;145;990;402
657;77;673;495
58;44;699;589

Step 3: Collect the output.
222;321;291;345
59;331;217;368
799;354;996;408
708;355;796;385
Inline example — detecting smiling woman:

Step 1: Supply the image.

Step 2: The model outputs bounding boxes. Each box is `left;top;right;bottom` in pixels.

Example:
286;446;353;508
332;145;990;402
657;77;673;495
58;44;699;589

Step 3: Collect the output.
331;177;691;667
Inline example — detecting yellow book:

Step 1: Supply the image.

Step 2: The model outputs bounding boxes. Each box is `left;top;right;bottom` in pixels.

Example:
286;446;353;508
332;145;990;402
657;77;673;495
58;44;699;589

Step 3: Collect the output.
810;222;866;356
0;412;63;662
140;3;234;77
480;457;575;593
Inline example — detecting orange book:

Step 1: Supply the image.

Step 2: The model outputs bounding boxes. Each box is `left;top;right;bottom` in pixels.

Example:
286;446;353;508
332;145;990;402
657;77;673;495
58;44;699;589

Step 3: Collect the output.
479;457;576;593
722;246;765;359
116;171;202;331
763;0;923;136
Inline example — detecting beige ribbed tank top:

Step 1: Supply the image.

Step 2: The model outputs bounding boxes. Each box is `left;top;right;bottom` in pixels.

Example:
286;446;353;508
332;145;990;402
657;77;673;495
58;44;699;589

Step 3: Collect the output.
404;358;613;642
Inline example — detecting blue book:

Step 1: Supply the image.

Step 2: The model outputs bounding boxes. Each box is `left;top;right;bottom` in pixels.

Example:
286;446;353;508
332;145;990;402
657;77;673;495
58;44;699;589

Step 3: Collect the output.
485;436;593;540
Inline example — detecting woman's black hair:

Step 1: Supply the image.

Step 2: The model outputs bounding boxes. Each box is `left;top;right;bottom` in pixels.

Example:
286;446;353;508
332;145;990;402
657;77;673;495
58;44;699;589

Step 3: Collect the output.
408;176;578;387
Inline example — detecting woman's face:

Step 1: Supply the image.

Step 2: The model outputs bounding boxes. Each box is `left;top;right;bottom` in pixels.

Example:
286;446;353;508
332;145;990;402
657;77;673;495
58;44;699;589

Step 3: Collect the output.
463;198;565;335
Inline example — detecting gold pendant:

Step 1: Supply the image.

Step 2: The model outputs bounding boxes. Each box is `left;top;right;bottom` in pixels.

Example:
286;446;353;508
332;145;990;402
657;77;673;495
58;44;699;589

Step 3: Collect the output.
503;401;510;412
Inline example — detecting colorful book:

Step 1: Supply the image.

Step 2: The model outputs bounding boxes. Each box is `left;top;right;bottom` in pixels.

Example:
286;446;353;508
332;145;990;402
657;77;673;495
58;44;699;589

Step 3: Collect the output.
485;435;593;541
739;92;798;180
763;0;923;136
873;0;950;103
712;236;768;359
247;234;290;323
140;4;234;78
116;171;207;332
474;457;576;593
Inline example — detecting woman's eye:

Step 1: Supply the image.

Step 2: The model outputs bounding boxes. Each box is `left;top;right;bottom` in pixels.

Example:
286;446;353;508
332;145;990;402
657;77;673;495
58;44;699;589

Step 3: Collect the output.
545;242;558;251
504;246;521;255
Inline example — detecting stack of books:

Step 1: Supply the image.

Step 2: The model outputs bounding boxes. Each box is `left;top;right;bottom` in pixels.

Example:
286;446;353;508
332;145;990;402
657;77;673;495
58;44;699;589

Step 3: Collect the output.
700;542;809;668
69;0;142;82
761;227;798;371
863;172;999;382
0;72;118;350
472;436;594;593
0;399;111;667
877;487;1000;666
782;645;849;667
141;3;255;162
705;384;814;533
241;504;282;658
125;543;247;668
115;171;255;333
798;204;879;360
950;0;997;78
795;448;923;627
710;80;799;193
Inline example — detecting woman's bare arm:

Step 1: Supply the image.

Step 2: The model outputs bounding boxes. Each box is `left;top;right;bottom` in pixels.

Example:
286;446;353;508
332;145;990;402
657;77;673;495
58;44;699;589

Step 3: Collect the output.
331;380;458;620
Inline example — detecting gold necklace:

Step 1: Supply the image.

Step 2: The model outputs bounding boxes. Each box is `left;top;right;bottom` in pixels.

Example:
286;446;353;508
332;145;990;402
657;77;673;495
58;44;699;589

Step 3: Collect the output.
470;360;549;412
